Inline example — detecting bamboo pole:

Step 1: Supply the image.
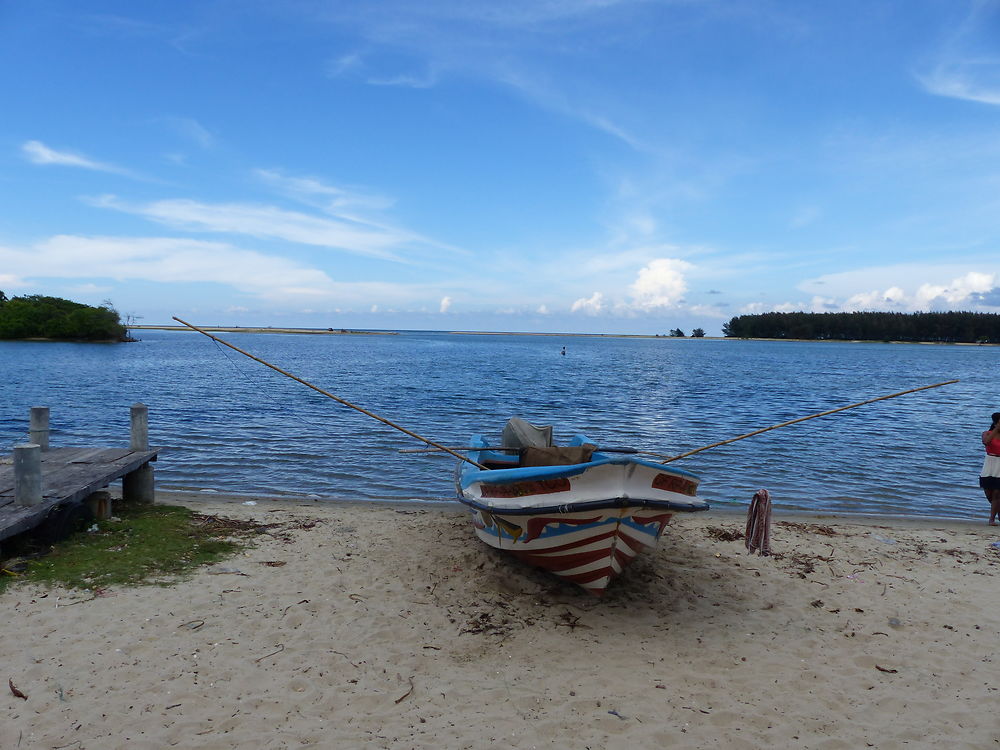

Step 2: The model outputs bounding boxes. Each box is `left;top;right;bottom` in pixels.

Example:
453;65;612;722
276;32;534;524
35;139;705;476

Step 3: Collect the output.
656;379;959;464
172;317;487;470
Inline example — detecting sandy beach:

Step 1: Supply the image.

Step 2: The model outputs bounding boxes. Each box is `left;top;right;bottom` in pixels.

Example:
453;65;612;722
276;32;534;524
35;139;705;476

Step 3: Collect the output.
3;493;998;749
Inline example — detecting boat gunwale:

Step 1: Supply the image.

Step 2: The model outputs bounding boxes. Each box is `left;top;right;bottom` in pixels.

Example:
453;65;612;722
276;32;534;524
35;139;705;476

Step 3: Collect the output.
456;494;710;516
457;437;701;490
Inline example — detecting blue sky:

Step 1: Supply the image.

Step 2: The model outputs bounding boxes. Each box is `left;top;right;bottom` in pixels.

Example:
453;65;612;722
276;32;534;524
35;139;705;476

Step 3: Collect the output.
2;0;999;335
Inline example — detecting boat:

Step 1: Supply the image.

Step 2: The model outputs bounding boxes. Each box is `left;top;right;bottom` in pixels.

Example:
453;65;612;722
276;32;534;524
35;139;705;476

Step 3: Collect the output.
455;418;709;595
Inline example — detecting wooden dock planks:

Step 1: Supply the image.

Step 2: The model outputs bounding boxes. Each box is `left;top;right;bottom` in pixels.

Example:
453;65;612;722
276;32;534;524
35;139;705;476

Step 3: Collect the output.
0;446;160;542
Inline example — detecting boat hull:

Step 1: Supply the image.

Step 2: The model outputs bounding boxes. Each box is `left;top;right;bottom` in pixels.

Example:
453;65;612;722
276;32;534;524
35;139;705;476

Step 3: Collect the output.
457;435;709;595
469;505;678;595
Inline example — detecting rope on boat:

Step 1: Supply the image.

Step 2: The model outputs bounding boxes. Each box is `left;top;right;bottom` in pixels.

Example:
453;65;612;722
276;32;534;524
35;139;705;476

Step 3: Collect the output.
172;317;487;470
656;379;959;464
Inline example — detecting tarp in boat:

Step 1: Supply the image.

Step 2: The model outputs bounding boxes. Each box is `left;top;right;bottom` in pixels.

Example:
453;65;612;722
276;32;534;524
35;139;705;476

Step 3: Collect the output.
501;417;553;450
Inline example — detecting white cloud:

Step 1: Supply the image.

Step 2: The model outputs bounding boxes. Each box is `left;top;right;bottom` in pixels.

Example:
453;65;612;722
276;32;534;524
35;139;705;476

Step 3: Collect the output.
537;304;549;314
0;273;28;290
439;296;452;313
914;271;995;307
327;53;362;78
21;140;130;175
162;117;215;148
571;291;605;315
789;205;821;229
254;169;395;215
750;272;998;315
0;235;464;308
917;1;1000;107
0;235;337;300
89;195;418;261
920;66;1000;106
740;296;838;315
628;258;691;310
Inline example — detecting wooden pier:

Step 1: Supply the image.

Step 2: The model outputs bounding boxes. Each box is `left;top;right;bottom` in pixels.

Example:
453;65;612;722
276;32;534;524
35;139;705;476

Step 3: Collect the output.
0;405;160;548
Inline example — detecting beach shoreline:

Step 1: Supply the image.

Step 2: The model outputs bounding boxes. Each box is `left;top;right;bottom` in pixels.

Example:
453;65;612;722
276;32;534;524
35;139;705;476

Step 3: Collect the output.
4;493;998;749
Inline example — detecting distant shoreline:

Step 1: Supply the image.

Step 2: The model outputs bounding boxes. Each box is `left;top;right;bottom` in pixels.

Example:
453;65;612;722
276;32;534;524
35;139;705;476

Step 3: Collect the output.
129;325;997;345
130;325;396;336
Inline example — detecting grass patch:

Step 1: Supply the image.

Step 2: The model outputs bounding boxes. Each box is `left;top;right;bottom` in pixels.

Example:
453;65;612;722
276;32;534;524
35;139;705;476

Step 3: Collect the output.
0;503;264;593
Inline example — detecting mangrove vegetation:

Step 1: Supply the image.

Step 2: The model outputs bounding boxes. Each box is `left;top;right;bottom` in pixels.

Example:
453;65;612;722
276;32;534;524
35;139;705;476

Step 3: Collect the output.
0;291;129;341
722;311;1000;343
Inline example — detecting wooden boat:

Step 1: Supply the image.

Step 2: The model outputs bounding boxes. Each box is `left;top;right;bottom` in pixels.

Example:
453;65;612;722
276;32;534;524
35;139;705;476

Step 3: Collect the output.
455;419;708;595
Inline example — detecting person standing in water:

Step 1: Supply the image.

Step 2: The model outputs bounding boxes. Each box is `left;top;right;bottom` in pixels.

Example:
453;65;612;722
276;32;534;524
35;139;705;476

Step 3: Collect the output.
979;412;1000;526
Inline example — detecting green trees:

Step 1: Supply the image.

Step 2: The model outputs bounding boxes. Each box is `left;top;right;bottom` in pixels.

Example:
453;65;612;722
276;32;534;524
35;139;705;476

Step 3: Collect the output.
0;292;127;341
722;311;1000;343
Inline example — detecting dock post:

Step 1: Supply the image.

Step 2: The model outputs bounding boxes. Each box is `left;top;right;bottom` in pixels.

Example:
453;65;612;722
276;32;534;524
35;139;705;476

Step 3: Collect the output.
29;406;50;449
123;465;155;504
14;443;43;506
130;403;149;451
124;403;154;503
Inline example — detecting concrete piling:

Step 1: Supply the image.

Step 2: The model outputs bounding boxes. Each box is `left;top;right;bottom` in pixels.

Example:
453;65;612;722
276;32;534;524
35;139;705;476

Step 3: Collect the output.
29;406;50;449
14;443;43;506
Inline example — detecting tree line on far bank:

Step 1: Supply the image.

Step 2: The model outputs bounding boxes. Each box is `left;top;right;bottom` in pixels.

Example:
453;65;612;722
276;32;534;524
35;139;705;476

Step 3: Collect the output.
722;311;1000;343
0;291;128;341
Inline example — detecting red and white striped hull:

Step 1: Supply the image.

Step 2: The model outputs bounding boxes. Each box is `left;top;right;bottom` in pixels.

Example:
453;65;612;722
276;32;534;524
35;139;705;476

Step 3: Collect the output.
469;506;676;595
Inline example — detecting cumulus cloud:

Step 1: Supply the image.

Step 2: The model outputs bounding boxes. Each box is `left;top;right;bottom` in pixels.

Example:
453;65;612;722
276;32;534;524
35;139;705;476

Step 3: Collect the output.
748;272;998;315
439;296;452;313
914;271;995;307
628;258;692;310
571;291;604;315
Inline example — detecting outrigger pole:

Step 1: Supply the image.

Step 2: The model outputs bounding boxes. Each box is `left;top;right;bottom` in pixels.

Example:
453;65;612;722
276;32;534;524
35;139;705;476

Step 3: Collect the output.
655;379;960;464
172;317;487;470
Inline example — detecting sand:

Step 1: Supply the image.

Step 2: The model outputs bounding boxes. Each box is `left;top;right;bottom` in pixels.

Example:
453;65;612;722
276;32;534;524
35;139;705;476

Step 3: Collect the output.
3;493;998;749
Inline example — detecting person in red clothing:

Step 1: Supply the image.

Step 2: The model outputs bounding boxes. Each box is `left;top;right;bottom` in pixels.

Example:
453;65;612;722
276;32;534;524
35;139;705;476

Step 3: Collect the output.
979;412;1000;526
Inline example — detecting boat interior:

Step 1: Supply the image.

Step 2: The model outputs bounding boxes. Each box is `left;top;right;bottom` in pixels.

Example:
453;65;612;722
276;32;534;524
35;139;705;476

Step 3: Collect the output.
477;418;596;469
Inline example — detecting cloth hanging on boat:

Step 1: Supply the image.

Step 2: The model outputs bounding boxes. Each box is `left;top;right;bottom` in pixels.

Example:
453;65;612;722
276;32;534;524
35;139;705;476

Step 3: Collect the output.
519;445;596;467
745;488;772;556
501;417;553;450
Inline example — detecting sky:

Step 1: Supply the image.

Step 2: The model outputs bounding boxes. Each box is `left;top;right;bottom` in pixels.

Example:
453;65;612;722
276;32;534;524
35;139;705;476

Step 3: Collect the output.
1;0;999;335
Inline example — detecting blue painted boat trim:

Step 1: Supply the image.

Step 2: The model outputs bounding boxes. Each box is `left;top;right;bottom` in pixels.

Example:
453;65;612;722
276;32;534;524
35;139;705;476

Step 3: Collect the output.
456;432;709;516
462;494;708;516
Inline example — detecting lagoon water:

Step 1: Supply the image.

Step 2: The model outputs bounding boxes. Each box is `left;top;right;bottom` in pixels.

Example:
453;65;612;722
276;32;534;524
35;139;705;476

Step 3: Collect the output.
0;330;993;520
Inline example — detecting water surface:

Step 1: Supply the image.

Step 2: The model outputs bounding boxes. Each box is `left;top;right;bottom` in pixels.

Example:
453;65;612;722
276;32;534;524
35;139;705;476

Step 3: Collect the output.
0;331;990;520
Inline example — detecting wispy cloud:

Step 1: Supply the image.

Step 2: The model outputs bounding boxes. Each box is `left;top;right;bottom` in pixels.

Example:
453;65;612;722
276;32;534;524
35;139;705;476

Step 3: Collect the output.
0;235;336;300
88;194;431;262
917;1;1000;106
313;1;666;151
21;140;135;176
254;169;395;216
160;116;215;148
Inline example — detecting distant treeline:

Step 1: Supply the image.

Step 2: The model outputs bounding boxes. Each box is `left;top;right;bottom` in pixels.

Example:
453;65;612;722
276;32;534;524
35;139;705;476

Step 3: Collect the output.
722;311;1000;343
0;292;128;341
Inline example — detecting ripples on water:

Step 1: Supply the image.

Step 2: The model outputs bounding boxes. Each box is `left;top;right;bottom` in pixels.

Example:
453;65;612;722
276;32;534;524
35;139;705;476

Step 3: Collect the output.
0;331;992;520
